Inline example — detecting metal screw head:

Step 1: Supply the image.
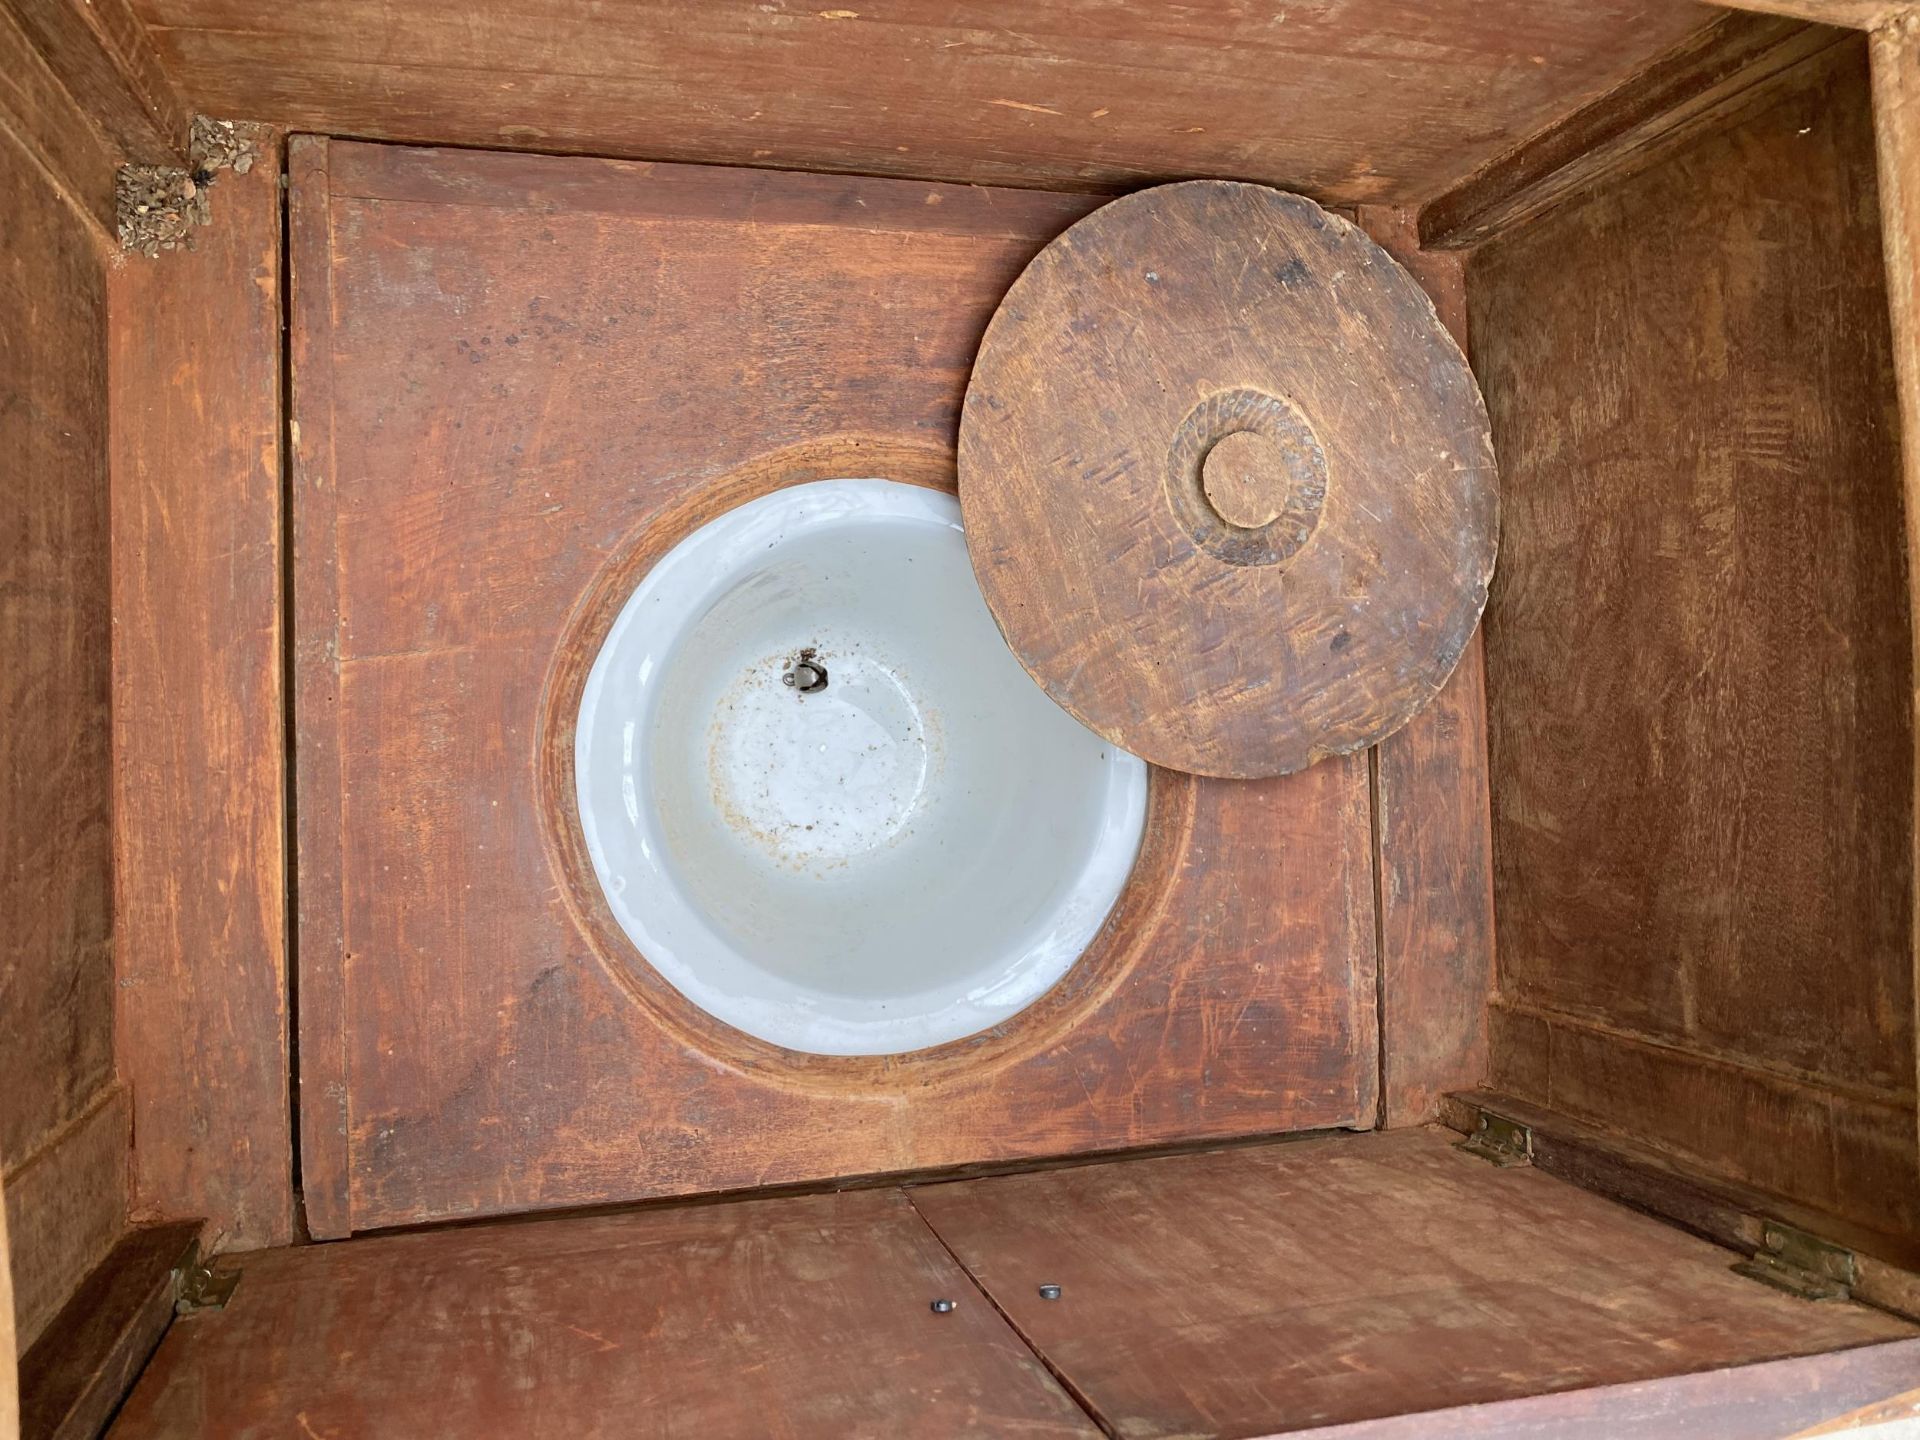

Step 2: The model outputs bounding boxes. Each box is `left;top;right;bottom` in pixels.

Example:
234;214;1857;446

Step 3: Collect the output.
930;1298;956;1314
1038;1284;1063;1301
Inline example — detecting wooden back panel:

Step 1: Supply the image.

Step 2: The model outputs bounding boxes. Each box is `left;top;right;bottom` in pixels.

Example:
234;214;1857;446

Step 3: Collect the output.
290;140;1382;1235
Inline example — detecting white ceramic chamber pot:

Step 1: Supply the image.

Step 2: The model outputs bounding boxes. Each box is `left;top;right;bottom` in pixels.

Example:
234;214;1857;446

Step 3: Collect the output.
574;478;1149;1056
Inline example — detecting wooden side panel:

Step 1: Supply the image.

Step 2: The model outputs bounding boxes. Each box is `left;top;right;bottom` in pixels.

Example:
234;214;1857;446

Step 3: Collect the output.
113;1190;1099;1439
0;5;117;240
1872;4;1920;1170
292;142;1378;1233
1486;1007;1920;1240
1355;206;1496;1127
0;28;122;1358
3;1089;127;1361
909;1128;1915;1439
7;0;190;165
110;131;291;1253
1470;41;1918;1234
17;1221;197;1440
0;51;114;1191
129;0;1716;201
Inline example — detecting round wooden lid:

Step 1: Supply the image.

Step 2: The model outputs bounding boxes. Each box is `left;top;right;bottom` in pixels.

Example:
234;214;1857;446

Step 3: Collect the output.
958;181;1499;778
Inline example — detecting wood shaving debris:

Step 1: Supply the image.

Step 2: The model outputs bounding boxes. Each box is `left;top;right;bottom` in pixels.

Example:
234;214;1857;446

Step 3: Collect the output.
116;117;260;258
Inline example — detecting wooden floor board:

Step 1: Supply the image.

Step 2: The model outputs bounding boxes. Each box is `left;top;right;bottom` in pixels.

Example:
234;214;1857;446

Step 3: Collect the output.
112;1129;1913;1438
908;1128;1916;1438
110;1189;1097;1439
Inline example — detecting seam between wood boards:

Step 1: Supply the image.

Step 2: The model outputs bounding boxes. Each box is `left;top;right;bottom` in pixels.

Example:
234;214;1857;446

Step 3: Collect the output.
901;1188;1116;1439
321;158;352;1238
0;1081;122;1184
1367;745;1388;1127
226;124;1135;200
286;133;353;1238
313;187;1082;244
1494;997;1918;1110
278;130;305;1231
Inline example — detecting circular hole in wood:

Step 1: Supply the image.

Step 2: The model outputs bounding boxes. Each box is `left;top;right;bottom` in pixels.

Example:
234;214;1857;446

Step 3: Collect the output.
570;477;1150;1056
538;437;1196;1088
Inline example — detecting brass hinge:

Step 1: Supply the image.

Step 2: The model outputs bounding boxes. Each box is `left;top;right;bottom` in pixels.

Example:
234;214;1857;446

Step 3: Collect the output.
1732;1221;1856;1302
174;1246;240;1313
1457;1109;1533;1167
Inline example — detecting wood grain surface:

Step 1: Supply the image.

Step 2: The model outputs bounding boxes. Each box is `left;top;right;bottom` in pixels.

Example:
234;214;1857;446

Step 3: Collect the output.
1354;207;1497;1129
960;181;1498;778
0;44;122;1359
110;129;292;1255
1872;3;1920;1172
1470;41;1918;1237
908;1127;1916;1439
111;1190;1099;1440
1420;12;1852;250
18;1221;198;1440
7;0;190;166
287;133;353;1244
4;1088;127;1361
1714;0;1900;26
1443;1088;1920;1306
0;5;119;241
290;141;1380;1235
1278;1337;1920;1439
0;60;115;1190
127;0;1718;201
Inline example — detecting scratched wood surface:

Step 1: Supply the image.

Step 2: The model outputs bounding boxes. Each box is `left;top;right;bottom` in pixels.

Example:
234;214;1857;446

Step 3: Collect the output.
1470;40;1919;1238
960;182;1499;778
1353;206;1496;1128
8;0;190;167
0;29;125;1357
1420;12;1851;250
290;141;1380;1236
1873;0;1920;1174
111;1189;1099;1439
0;5;120;240
18;1220;198;1440
129;0;1719;201
111;128;292;1254
0;25;115;1196
908;1127;1916;1439
1279;1338;1920;1439
4;1088;127;1364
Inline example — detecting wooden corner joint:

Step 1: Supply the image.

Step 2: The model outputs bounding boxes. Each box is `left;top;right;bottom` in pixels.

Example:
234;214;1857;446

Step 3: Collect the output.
116;118;267;259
